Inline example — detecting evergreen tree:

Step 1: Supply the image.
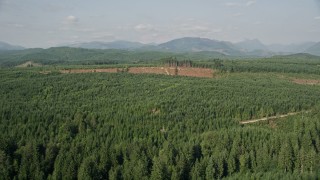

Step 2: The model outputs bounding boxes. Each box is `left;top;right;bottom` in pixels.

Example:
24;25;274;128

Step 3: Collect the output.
278;141;294;172
150;157;170;180
205;156;216;179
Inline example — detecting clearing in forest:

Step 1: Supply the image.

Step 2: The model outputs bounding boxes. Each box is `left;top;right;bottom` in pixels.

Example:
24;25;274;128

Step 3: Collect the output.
128;67;214;78
240;111;307;124
60;68;118;74
292;78;320;85
59;67;214;78
16;61;42;67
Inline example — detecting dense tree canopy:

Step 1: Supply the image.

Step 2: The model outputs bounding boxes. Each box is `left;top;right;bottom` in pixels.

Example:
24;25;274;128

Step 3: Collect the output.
1;66;320;179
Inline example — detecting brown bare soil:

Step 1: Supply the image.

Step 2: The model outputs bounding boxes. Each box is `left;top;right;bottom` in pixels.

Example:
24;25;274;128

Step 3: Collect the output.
151;108;161;115
128;67;170;75
240;112;301;124
178;67;213;78
16;61;42;68
129;67;213;78
58;67;214;78
60;68;118;74
39;71;51;74
292;78;320;85
268;120;277;129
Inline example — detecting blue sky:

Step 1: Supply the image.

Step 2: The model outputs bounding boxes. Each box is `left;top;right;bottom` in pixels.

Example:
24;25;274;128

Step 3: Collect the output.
0;0;320;48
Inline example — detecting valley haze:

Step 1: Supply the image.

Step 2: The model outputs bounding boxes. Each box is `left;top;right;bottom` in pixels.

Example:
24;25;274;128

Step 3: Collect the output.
0;0;319;48
1;37;320;57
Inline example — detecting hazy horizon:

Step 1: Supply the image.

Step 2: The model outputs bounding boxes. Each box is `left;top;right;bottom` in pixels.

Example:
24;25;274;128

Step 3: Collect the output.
1;0;320;48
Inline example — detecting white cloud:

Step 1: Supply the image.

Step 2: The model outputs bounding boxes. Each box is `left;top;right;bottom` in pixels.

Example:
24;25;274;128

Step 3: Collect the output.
91;33;116;40
314;16;320;20
134;24;155;32
7;23;24;28
64;15;78;25
225;2;240;7
226;1;256;7
58;27;96;33
176;24;222;36
183;25;209;32
246;0;256;7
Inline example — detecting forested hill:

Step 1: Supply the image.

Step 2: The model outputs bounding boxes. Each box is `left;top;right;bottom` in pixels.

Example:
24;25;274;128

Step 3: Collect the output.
1;69;320;179
0;47;225;67
1;46;320;69
209;53;320;75
157;37;242;55
270;53;320;62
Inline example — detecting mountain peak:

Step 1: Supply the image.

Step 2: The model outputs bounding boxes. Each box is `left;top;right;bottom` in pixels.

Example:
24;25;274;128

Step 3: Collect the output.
304;42;320;56
235;39;268;51
158;37;241;55
66;40;146;50
0;41;25;51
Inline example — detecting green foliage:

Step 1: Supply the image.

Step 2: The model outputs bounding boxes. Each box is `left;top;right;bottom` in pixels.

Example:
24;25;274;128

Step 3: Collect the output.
216;54;320;74
0;67;320;179
0;47;226;67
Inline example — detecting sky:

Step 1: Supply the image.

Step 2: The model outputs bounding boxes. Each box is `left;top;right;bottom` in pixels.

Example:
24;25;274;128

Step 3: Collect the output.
0;0;320;48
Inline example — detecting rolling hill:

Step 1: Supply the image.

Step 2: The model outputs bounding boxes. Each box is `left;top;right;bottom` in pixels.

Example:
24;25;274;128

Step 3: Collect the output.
235;39;268;51
305;42;320;56
64;38;242;56
1;38;319;62
62;37;299;57
157;37;243;55
66;41;146;50
268;42;316;53
269;53;320;64
0;47;227;67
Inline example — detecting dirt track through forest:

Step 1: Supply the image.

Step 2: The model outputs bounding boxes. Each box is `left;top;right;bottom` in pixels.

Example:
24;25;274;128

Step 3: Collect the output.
292;78;320;85
59;67;214;78
240;112;303;124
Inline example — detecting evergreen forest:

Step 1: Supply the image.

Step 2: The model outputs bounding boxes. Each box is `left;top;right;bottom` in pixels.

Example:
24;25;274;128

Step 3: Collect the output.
1;51;320;179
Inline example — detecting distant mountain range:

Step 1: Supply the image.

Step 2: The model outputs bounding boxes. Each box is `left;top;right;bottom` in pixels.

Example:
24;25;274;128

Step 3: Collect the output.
235;39;269;51
63;38;319;57
156;37;243;55
268;42;316;53
65;38;246;56
0;41;24;51
1;38;320;57
66;41;146;50
305;42;320;56
0;46;319;68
